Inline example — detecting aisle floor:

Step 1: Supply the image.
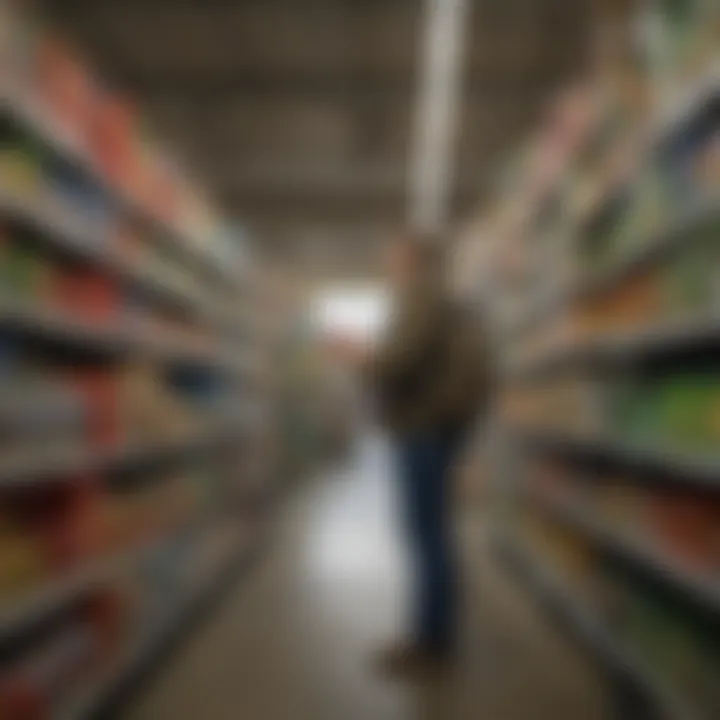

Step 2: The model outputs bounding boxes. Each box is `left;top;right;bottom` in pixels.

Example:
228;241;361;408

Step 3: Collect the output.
128;435;606;720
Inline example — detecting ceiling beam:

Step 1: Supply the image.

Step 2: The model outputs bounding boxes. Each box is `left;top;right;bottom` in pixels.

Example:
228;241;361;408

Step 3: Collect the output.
104;64;573;98
409;0;470;232
43;0;411;10
223;186;479;223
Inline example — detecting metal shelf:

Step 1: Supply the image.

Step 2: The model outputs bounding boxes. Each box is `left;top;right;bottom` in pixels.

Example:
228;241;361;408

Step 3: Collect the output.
0;299;242;372
575;66;720;239
504;61;719;342
0;44;259;720
0;504;249;654
510;313;720;379
506;187;719;343
59;524;254;720
529;492;720;618
497;49;719;720
578;198;720;303
0;444;95;487
0;419;242;487
0;83;240;289
648;63;720;150
0;553;131;652
496;534;697;720
0;191;213;317
515;426;720;492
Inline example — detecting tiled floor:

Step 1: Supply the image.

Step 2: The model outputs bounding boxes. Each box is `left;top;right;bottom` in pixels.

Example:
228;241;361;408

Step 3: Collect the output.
127;435;606;720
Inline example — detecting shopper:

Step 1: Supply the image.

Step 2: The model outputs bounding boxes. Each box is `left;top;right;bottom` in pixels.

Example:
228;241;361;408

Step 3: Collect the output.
368;230;491;675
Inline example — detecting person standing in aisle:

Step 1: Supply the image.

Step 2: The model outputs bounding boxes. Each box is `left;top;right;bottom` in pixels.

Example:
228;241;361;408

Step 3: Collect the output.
368;230;491;675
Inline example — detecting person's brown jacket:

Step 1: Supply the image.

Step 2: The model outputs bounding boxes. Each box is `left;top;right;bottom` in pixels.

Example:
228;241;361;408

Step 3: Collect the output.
370;273;491;435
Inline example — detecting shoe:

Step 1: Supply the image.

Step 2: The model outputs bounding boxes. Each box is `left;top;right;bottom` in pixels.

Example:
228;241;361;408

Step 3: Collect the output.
374;641;452;679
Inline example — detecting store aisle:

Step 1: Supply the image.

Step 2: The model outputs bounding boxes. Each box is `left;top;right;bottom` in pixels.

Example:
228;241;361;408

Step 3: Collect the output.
128;435;606;720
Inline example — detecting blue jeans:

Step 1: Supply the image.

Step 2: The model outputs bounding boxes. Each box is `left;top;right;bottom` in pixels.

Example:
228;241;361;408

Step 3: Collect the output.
396;429;460;654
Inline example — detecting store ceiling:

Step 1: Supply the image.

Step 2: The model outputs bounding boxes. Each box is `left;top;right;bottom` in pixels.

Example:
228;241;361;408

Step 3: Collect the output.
44;0;591;275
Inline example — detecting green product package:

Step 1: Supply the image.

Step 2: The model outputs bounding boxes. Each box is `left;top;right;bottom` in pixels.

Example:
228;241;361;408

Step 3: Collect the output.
612;379;663;444
665;242;716;313
4;246;33;297
657;375;706;448
0;133;43;196
695;373;720;447
655;0;700;75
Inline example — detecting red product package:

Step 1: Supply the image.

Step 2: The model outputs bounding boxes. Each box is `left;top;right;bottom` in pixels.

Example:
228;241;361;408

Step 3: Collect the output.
81;274;121;324
25;481;103;570
147;156;180;223
91;94;137;193
49;267;121;324
115;220;142;264
131;136;157;212
0;675;45;720
0;619;97;719
84;590;127;659
67;368;122;447
33;35;95;150
647;491;720;574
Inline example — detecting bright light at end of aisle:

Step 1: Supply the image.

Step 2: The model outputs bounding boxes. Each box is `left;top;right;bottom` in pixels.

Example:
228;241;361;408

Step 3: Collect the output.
312;285;390;347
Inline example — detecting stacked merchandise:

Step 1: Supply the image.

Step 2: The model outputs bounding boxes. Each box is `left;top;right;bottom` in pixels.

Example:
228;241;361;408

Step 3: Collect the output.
0;4;265;719
263;292;362;484
482;2;720;719
226;268;290;511
278;314;330;481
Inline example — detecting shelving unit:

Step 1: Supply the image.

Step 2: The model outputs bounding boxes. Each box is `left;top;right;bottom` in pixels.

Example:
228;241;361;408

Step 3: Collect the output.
56;522;258;720
0;520;203;653
471;3;720;719
0;418;244;487
0;298;256;376
509;312;720;380
514;427;720;492
524;489;720;618
0;5;276;719
0;190;211;316
0;81;239;290
495;535;696;720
